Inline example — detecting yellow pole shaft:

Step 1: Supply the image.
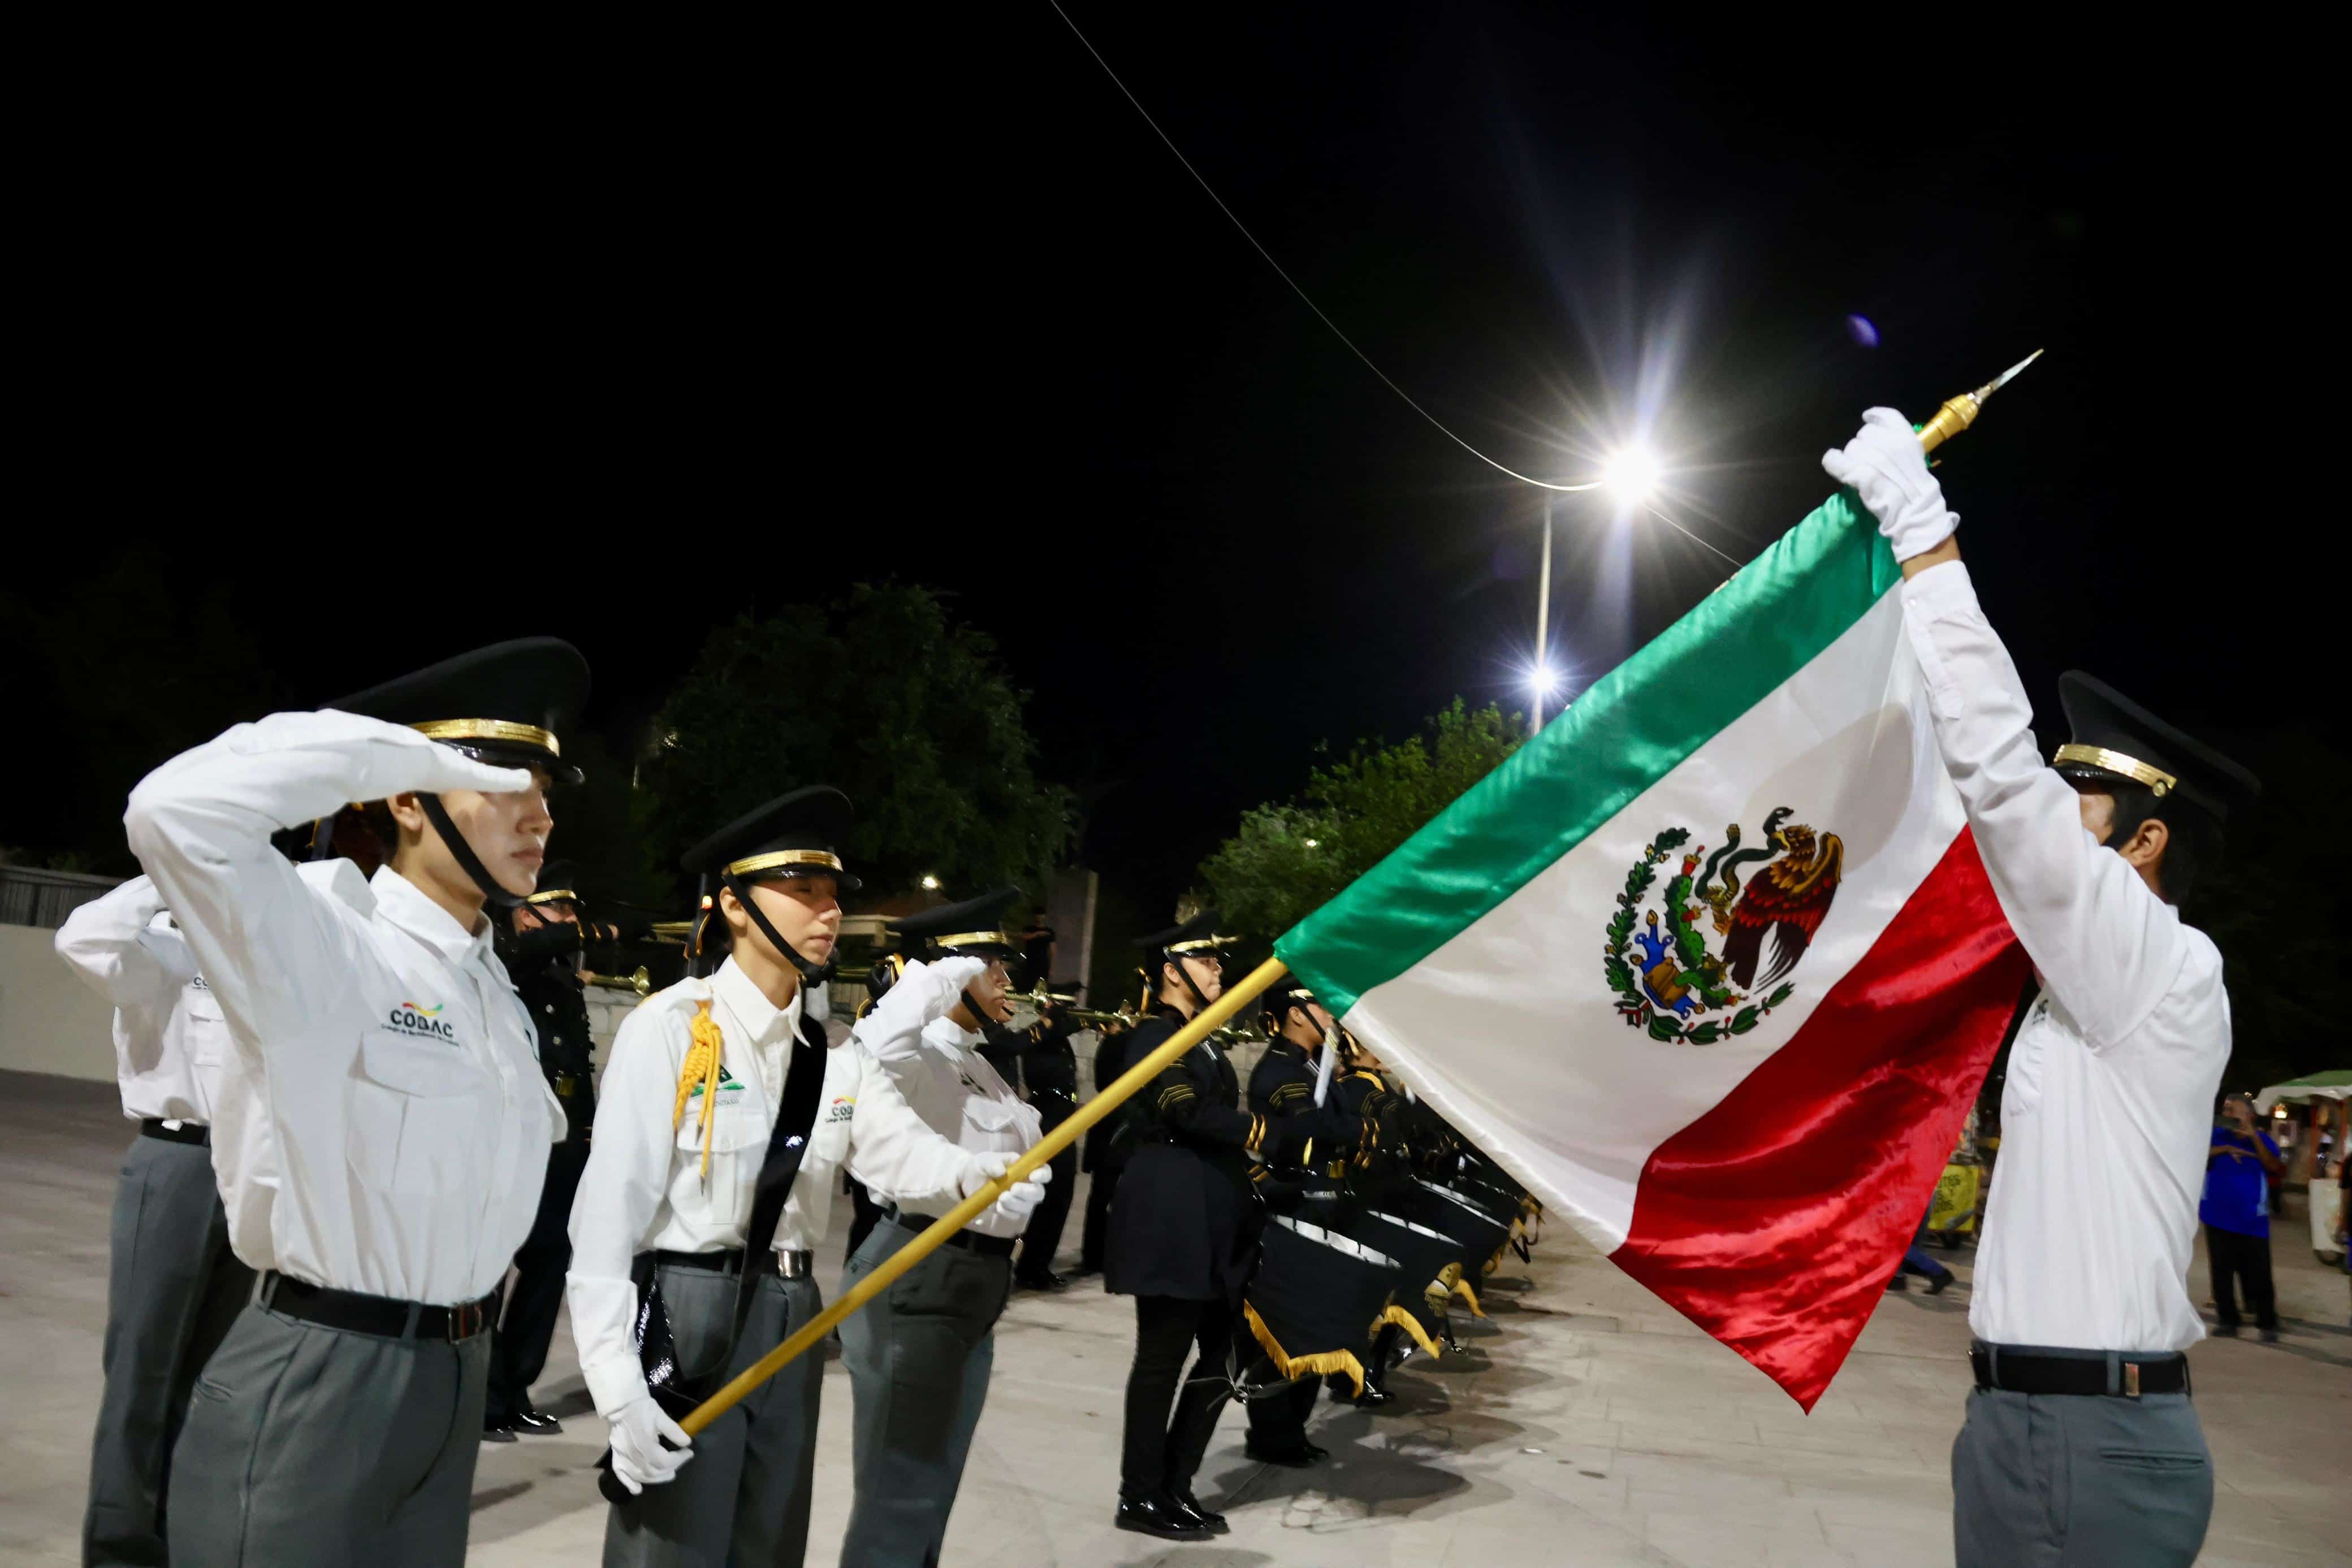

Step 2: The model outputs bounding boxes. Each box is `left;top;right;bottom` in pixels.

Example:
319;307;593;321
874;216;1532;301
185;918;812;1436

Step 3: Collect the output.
677;954;1294;1435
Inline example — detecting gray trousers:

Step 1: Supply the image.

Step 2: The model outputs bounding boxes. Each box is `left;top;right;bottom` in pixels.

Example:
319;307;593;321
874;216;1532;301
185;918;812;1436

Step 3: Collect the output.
85;1130;252;1568
1952;1378;2213;1567
838;1219;1011;1568
166;1300;490;1567
604;1266;823;1568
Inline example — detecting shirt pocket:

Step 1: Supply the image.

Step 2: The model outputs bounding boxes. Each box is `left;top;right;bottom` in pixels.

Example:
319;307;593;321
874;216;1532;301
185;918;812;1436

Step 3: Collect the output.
962;1093;1037;1154
347;1031;488;1196
673;1100;769;1233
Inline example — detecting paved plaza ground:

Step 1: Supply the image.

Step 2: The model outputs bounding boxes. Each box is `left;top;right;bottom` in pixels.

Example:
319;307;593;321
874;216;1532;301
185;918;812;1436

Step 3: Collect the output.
3;1066;2344;1566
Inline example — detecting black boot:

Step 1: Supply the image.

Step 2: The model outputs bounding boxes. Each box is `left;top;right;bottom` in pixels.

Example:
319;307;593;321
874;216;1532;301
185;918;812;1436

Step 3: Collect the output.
1924;1272;1952;1297
1116;1491;1210;1541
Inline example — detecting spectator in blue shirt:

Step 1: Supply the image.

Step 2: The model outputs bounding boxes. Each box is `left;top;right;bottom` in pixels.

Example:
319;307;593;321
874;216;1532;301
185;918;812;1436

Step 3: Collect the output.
2201;1094;2286;1340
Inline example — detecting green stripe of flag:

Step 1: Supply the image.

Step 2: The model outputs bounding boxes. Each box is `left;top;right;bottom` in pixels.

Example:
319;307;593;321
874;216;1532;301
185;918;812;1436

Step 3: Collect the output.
1276;492;1897;1016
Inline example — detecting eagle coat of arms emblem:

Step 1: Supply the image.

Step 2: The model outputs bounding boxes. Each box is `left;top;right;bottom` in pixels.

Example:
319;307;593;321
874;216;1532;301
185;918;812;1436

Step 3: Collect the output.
1603;808;1845;1043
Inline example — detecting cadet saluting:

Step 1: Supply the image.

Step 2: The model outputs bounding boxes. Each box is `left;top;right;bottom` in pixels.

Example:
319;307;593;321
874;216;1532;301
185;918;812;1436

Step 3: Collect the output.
123;638;587;1567
1824;409;2260;1568
839;886;1049;1565
567;791;1044;1567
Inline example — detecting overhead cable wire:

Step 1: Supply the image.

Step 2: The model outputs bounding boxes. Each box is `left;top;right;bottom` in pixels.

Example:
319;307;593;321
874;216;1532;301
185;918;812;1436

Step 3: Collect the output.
1045;0;1603;494
1644;504;1746;569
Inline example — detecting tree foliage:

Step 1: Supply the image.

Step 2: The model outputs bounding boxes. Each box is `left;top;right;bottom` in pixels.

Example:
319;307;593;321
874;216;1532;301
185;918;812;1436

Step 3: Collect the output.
639;584;1073;903
1201;699;1524;939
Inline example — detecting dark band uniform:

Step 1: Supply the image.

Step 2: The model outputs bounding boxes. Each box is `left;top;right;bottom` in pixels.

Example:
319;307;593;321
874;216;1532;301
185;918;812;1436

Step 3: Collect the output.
483;865;600;1438
991;1000;1081;1287
1106;914;1304;1538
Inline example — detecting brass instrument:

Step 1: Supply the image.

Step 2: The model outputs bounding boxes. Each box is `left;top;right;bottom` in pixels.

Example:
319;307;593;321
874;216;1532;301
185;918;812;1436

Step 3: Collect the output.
646;921;695;942
585;965;652;998
1006;985;1266;1046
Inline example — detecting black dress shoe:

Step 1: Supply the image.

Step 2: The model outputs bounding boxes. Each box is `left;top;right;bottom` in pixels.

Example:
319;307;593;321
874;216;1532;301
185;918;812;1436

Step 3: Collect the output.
1884;1275;1909;1293
1351;1384;1398;1409
1924;1273;1952;1296
1013;1270;1067;1292
481;1420;518;1444
512;1406;564;1436
1243;1436;1328;1468
2212;1323;2239;1338
1172;1489;1229;1535
1115;1493;1210;1541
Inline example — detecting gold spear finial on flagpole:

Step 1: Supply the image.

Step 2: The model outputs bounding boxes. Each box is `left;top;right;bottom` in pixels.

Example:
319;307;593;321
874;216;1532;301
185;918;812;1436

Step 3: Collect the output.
1916;349;2043;452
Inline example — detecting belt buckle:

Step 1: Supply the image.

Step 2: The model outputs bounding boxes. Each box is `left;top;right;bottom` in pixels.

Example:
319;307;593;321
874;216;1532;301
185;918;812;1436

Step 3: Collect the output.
2124;1362;2141;1399
448;1297;485;1342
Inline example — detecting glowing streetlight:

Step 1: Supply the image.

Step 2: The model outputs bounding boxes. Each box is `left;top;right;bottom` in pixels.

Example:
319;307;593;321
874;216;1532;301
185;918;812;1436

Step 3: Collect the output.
1602;445;1661;504
919;874;940;891
1302;838;1320;849
1530;664;1560;698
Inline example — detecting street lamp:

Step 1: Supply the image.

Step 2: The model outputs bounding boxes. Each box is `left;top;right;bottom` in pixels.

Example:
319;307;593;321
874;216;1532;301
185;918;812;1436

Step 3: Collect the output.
1602;445;1661;504
919;874;940;891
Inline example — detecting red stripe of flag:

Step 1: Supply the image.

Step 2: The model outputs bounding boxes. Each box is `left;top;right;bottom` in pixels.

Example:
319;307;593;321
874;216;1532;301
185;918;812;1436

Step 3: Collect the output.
1609;826;2027;1410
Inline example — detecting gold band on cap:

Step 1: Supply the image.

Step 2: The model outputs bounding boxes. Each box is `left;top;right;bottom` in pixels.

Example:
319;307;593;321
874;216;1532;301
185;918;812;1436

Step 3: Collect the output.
2052;744;2175;798
412;719;561;755
932;930;1016;950
524;889;579;906
1168;935;1236;954
726;849;844;878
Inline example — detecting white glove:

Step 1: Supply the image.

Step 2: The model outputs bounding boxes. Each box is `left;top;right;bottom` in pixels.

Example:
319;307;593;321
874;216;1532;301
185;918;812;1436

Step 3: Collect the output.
864;956;989;1041
957;1149;1052;1209
605;1393;693;1495
1819;406;1957;561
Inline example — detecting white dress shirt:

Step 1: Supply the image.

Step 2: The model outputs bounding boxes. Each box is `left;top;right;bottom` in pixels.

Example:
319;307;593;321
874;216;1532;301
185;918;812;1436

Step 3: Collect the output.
1902;562;2229;1352
568;958;979;1421
860;1013;1043;1238
55;875;220;1124
124;710;560;1307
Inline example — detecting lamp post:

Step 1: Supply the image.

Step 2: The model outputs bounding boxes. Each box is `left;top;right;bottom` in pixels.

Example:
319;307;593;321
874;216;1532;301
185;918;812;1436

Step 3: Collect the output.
1530;493;1553;738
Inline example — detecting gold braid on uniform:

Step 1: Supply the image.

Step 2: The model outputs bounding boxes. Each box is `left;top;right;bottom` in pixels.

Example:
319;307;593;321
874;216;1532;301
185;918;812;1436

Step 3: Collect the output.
671;1000;727;1182
1446;1261;1486;1318
1372;1303;1443;1360
1243;1112;1268;1155
1240;1300;1368;1398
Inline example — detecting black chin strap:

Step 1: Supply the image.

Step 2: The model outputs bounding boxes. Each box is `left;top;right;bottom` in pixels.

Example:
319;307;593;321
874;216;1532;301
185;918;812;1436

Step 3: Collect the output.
723;873;837;987
1169;950;1213;1016
416;793;525;910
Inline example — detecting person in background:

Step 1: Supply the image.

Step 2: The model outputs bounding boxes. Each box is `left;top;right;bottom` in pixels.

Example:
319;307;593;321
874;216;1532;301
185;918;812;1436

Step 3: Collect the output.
1004;924;1083;1290
1076;1002;1139;1279
482;866;609;1441
2202;1093;2285;1341
1887;1202;1956;1296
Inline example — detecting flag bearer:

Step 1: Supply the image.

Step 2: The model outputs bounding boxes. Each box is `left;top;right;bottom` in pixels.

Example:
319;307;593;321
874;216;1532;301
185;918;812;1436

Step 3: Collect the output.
568;791;1045;1567
123;638;590;1567
838;886;1050;1566
1824;409;2260;1568
482;864;605;1441
1106;913;1308;1541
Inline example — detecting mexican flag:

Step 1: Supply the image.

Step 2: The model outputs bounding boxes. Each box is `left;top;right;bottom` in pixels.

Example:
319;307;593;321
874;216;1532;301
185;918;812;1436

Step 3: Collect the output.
1276;492;2027;1410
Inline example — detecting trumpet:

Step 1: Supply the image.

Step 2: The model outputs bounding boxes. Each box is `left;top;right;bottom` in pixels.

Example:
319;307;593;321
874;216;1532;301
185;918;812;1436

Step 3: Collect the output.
646;921;695;942
585;965;653;998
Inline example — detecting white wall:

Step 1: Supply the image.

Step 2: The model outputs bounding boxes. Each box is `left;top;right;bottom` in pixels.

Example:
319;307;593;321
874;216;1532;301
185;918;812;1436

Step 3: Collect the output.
0;922;118;1082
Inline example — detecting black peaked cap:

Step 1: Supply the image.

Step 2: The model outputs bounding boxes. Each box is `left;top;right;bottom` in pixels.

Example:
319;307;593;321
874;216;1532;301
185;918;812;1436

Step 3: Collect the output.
331;637;589;785
524;860;583;907
1134;908;1233;953
890;885;1025;958
2054;672;2260;822
681;786;861;892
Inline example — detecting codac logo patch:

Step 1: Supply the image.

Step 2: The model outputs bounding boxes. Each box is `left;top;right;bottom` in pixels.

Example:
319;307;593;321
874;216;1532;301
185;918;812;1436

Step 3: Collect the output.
384;1000;460;1042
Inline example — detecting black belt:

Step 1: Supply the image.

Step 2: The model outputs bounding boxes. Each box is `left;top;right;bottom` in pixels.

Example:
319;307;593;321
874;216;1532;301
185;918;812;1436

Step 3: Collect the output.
891;1210;1018;1258
1970;1343;2191;1398
140;1119;209;1147
647;1247;816;1281
257;1271;497;1342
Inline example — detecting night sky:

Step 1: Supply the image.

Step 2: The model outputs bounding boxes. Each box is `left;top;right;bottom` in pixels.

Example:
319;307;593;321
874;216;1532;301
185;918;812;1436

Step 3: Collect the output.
16;10;2311;925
